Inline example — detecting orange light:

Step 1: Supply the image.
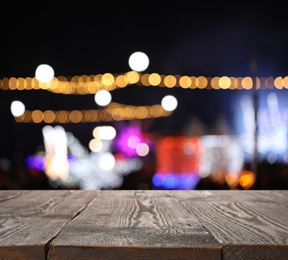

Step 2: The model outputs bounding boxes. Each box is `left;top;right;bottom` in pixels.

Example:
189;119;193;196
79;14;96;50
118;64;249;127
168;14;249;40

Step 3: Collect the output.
242;77;253;89
164;75;176;88
179;76;192;88
126;71;140;84
102;73;115;86
148;73;161;86
239;171;255;189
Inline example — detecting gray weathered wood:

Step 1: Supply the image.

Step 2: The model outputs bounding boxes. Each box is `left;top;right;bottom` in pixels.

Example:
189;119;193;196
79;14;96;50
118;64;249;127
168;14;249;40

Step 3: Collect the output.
0;190;97;260
48;190;221;259
179;191;288;259
0;190;30;202
0;190;287;259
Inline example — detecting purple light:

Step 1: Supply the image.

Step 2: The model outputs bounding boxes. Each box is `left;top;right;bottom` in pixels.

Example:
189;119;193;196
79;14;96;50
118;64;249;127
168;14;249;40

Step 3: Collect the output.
25;156;46;171
114;124;149;157
152;172;200;190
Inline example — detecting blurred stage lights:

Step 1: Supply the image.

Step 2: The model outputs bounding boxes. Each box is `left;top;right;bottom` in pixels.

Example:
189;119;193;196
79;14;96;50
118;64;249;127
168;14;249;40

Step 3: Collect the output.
35;64;54;83
10;100;25;117
94;89;112;106
128;52;149;72
161;95;178;111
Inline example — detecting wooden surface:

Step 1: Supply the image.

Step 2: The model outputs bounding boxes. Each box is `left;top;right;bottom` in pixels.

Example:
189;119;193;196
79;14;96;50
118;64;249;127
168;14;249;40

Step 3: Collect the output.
0;191;287;259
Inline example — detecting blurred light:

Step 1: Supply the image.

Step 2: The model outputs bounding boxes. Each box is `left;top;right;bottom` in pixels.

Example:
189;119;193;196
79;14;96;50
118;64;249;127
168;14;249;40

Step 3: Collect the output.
94;90;112;106
99;152;115;170
152;173;164;186
51;153;69;179
195;76;208;89
115;75;128;88
136;143;149;156
10;100;25;117
242;77;253;89
152;172;200;190
35;64;54;83
128;51;149;72
163;173;178;189
161;95;178;111
148;73;161;86
93;126;116;140
25;156;46;171
127;135;140;149
126;71;140;84
164;75;176;88
239;171;255;189
179;76;192;88
225;172;239;188
89;138;103;152
219;76;231;89
102;73;114;86
32;110;44;123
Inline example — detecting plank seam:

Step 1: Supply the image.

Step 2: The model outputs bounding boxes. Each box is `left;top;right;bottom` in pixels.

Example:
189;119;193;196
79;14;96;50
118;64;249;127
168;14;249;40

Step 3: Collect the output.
45;196;96;260
179;199;224;258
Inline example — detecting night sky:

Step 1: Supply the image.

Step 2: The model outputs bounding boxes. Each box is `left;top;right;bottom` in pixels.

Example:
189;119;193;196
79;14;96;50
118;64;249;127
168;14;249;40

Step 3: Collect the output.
1;2;288;158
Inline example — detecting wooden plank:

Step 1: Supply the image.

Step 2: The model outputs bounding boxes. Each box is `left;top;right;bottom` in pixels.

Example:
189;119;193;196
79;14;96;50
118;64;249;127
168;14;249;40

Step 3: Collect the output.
48;191;221;260
180;192;288;260
0;190;30;202
175;190;288;204
0;190;96;260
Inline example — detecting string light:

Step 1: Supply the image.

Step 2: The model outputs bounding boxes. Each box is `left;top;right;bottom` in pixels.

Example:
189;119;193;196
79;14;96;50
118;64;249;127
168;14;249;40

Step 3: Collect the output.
3;73;288;94
13;102;172;123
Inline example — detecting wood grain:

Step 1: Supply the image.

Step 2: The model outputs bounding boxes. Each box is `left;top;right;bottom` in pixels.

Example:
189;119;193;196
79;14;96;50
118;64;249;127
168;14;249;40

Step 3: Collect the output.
0;190;30;202
0;190;96;260
48;191;221;259
0;190;287;259
180;191;288;259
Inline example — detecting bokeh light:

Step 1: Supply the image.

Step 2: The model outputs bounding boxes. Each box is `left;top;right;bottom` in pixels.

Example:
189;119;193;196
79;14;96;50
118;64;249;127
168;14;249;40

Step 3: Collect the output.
10;100;25;117
35;64;54;83
128;51;149;72
94;90;112;106
161;95;178;111
136;143;149;157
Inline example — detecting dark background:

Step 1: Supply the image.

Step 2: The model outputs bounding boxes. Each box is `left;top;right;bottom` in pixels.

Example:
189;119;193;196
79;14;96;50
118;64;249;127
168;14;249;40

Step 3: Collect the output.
1;2;288;189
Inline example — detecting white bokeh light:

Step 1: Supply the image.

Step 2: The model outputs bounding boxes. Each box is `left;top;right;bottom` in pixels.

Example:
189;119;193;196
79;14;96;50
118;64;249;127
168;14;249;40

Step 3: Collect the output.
35;64;54;83
161;95;178;111
94;90;112;106
136;143;149;157
128;51;149;72
99;152;116;171
10;100;25;117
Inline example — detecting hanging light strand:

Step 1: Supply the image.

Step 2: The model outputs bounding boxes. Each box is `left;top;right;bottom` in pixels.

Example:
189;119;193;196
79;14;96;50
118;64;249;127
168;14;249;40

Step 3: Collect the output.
14;102;172;124
1;73;288;93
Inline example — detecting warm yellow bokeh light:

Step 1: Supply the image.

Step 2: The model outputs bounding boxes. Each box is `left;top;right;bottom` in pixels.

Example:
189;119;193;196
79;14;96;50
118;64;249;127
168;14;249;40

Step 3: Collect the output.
32;110;44;123
115;75;128;88
195;76;208;89
179;76;192;88
219;76;231;89
102;73;114;86
274;76;283;89
148;73;161;86
211;77;220;89
164;75;176;88
126;71;140;84
44;110;56;123
242;77;253;89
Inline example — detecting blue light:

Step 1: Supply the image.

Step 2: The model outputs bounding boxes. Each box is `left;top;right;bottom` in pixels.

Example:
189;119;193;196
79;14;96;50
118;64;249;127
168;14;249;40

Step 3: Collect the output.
25;156;46;171
152;173;163;186
152;172;200;190
163;173;178;189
